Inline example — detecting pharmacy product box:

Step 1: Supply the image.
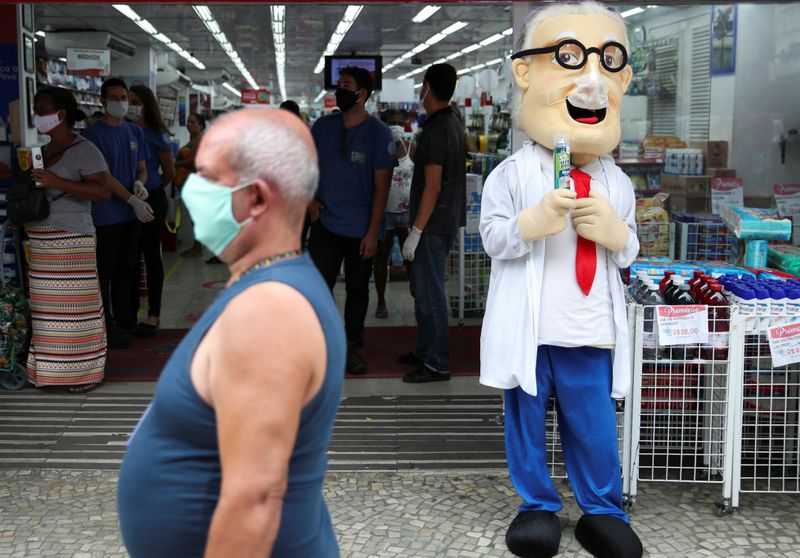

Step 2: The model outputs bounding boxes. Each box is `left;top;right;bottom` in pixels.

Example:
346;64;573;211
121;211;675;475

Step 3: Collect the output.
689;140;729;168
660;173;710;198
721;206;792;240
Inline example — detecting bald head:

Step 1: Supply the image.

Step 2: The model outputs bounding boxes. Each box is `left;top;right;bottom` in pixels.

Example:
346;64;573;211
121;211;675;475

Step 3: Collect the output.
200;108;319;206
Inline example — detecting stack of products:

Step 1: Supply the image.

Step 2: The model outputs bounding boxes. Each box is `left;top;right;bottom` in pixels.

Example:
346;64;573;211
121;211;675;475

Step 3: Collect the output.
671;212;738;262
664;148;704;176
642;136;687;159
720;206;792;267
636;195;670;257
618;139;642;159
767;245;800;276
467;153;504;181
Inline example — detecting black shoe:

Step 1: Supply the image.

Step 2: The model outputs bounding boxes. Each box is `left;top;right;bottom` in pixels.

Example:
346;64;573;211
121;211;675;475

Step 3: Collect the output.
397;351;424;366
506;510;561;558
205;256;223;265
574;514;643;558
346;346;368;375
402;365;451;383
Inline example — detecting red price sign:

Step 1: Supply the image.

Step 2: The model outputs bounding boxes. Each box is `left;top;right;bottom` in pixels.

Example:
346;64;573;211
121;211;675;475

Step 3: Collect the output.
768;321;800;367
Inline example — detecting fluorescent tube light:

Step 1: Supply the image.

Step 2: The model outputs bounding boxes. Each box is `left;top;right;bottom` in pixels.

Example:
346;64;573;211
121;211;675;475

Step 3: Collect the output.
461;43;481;54
314;4;364;74
223;83;241;97
112;5;140;21
412;5;440;23
480;33;504;47
35;31;46;38
621;7;645;18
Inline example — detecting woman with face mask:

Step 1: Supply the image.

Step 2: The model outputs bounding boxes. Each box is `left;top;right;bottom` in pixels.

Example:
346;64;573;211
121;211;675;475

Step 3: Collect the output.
26;87;114;393
175;113;207;258
127;85;176;331
373;110;415;319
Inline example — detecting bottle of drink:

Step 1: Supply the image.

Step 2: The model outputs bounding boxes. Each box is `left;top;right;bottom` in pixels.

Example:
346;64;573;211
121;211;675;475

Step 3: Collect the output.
688;270;705;296
666;277;697;359
659;270;676;295
702;284;730;360
641;284;665;360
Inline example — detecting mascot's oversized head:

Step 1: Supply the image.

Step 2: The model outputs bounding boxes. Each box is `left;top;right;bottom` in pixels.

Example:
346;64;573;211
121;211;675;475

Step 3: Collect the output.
511;1;633;163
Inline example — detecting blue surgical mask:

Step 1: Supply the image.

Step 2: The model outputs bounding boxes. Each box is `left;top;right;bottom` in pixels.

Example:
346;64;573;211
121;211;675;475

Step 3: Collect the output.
181;173;253;256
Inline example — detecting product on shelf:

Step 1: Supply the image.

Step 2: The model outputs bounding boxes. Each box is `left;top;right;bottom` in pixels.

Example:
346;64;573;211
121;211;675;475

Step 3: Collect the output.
635;195;670;257
721;206;793;240
664;148;704;176
767;245;800;276
671;211;738;262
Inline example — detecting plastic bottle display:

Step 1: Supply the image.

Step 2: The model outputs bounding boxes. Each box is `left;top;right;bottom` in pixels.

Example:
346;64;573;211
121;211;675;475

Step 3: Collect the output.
701;284;730;360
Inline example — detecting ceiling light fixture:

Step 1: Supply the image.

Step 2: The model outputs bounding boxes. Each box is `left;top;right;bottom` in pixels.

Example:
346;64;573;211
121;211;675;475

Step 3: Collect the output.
223;82;242;97
383;21;467;71
388;25;509;76
411;5;440;23
271;5;287;101
313;5;364;74
192;5;257;89
113;5;206;70
621;7;645;18
314;89;327;103
35;30;46;38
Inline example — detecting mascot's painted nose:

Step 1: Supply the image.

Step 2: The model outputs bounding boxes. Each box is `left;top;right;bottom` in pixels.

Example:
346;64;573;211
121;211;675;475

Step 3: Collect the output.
567;67;609;111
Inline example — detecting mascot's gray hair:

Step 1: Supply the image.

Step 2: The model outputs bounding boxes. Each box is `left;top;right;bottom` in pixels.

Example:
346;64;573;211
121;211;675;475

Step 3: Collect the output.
509;1;628;125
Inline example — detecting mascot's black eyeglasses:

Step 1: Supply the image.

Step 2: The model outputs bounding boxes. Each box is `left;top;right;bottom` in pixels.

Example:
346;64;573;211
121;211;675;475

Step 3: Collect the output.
511;39;628;73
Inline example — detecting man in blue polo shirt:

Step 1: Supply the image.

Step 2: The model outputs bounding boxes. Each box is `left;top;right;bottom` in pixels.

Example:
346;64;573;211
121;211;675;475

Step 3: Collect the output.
84;78;154;347
308;66;394;375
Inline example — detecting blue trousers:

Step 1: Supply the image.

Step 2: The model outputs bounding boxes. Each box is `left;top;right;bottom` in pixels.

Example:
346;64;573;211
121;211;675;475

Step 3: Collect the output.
409;231;454;373
504;345;627;522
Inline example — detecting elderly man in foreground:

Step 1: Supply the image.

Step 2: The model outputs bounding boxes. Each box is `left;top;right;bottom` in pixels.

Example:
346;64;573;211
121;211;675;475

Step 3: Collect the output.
117;108;345;558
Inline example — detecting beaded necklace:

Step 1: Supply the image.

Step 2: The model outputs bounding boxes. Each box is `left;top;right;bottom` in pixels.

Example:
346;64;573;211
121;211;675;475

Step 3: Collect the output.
233;250;303;283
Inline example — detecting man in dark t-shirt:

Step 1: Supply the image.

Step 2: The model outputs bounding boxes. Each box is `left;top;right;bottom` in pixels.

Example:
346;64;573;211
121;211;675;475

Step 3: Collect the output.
308;67;395;375
400;64;466;382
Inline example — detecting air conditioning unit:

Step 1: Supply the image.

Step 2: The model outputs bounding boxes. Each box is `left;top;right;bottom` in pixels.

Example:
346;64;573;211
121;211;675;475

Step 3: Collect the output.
44;32;137;60
185;68;233;84
156;68;192;87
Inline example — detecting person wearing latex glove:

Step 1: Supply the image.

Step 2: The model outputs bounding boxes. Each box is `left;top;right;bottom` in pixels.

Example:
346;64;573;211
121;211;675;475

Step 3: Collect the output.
127;193;155;223
398;64;466;385
572;190;629;252
83;77;152;346
132;179;149;201
517;188;578;242
401;226;422;261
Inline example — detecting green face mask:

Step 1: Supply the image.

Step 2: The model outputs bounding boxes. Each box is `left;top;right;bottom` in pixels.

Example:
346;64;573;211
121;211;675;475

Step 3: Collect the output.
181;173;254;256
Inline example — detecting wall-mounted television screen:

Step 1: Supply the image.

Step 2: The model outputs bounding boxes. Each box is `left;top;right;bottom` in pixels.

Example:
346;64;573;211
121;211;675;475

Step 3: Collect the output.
324;55;382;91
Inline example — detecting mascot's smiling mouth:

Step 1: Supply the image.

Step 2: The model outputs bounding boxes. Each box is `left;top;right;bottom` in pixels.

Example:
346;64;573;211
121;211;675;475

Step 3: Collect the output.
566;99;607;125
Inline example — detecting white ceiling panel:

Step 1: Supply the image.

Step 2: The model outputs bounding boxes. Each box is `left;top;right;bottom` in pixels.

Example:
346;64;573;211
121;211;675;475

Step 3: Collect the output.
33;2;514;101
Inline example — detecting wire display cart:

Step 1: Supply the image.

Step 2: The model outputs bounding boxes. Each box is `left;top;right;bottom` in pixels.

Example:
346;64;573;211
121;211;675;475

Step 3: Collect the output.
628;304;744;515
731;312;800;508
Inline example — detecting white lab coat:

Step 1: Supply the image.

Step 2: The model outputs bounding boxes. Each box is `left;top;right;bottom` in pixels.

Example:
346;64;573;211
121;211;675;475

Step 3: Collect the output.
479;142;639;399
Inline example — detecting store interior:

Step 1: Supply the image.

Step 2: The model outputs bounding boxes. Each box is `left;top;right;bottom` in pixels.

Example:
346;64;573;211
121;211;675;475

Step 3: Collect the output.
2;1;799;327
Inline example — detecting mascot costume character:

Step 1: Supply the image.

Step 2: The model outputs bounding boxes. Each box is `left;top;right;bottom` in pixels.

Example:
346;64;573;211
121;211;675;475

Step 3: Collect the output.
479;2;643;557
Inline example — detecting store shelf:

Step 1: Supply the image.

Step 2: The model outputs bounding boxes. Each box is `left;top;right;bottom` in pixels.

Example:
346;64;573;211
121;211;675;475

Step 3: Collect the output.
635;189;664;196
616;158;665;165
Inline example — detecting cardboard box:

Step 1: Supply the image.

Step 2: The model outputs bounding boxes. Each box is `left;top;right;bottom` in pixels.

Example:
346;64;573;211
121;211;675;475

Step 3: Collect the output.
666;194;711;214
660;173;711;198
690;140;729;168
708;168;736;178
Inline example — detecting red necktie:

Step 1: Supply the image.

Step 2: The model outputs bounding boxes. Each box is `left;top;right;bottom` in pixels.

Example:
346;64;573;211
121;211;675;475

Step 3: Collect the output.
570;168;596;296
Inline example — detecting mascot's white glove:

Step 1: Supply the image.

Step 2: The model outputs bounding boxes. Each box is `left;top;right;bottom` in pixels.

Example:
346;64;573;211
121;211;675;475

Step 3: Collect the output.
133;180;149;201
518;189;577;242
572;191;629;252
128;195;155;223
402;226;423;261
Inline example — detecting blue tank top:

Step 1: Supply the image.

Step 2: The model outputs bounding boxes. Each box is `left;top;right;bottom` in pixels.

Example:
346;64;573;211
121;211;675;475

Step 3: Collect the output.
117;254;344;557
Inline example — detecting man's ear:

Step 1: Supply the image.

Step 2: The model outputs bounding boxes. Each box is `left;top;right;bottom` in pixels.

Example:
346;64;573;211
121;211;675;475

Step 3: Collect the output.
250;179;271;217
618;65;633;94
512;59;531;91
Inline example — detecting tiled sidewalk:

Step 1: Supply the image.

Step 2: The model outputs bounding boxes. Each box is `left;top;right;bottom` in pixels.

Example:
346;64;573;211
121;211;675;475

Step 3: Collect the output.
2;468;799;557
